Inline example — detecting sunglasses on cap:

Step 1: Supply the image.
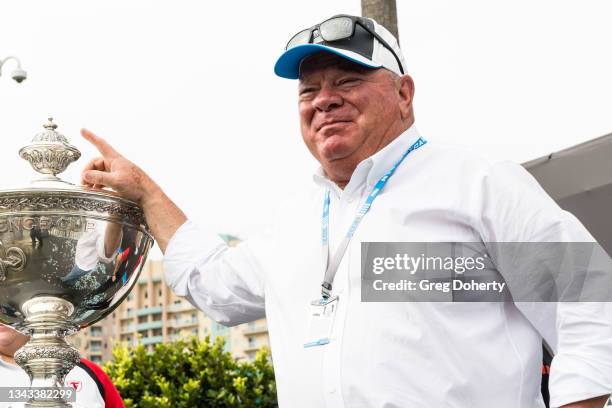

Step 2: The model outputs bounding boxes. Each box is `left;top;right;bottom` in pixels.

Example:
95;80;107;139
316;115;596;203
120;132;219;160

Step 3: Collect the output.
285;15;404;75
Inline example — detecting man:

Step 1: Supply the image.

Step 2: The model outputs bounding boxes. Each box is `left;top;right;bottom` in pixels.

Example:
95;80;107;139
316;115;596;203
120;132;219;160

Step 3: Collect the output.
0;324;124;408
78;14;612;407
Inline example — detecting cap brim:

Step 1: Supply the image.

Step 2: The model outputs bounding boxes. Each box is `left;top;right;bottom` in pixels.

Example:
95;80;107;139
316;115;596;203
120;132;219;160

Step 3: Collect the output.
274;43;383;80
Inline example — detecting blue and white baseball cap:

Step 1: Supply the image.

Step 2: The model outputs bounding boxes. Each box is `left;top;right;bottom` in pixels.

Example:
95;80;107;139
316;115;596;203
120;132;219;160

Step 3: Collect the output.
274;14;408;80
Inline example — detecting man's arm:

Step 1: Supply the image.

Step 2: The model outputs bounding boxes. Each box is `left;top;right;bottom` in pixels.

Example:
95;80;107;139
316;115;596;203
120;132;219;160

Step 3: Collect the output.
163;219;266;325
480;161;612;408
79;129;266;325
79;129;186;252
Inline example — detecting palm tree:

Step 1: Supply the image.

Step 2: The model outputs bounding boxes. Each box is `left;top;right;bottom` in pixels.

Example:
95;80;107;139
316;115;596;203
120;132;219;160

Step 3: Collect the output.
361;0;399;43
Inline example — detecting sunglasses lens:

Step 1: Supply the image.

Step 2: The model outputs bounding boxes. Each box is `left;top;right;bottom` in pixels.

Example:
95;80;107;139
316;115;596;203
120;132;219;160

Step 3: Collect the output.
319;17;353;41
286;29;312;49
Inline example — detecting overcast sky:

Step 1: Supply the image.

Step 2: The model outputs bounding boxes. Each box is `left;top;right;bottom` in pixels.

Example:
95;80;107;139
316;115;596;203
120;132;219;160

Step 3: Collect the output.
1;0;610;258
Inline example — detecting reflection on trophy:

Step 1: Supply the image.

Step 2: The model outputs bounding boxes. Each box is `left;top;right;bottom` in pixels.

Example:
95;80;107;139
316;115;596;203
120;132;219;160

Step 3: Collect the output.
0;118;154;407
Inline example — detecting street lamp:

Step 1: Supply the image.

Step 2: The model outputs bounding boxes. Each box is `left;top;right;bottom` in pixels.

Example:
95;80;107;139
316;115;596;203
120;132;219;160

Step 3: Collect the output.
0;56;27;83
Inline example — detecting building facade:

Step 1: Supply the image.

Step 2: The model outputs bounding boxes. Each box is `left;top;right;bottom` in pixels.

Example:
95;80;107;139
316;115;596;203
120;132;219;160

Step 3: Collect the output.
71;315;115;365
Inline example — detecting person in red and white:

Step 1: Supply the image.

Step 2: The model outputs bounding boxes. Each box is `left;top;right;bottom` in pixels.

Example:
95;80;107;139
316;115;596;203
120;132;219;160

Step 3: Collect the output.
0;324;124;408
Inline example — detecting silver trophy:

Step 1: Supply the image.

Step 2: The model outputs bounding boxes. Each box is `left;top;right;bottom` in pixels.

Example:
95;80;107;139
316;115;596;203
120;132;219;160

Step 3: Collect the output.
0;118;154;407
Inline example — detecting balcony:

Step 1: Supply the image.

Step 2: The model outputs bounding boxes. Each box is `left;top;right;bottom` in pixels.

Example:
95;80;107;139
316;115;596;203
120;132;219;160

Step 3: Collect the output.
167;333;197;342
169;319;198;329
140;336;163;346
136;321;163;331
242;325;268;336
138;274;162;284
167;302;196;313
136;306;163;316
243;344;260;353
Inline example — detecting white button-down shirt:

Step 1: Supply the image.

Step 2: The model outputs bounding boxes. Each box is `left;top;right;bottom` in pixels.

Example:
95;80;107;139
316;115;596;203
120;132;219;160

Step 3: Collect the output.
164;125;612;408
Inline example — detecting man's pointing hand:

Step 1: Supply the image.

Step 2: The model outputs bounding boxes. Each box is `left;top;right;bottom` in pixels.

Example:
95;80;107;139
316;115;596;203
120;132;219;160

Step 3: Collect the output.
80;128;155;204
79;128;187;253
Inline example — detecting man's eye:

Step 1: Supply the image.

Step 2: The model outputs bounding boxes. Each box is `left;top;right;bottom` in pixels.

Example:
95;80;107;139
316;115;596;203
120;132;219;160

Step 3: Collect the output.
338;78;360;86
299;88;316;95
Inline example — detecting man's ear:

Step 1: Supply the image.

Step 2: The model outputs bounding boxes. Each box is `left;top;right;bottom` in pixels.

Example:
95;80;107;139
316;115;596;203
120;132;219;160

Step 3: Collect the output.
397;74;415;121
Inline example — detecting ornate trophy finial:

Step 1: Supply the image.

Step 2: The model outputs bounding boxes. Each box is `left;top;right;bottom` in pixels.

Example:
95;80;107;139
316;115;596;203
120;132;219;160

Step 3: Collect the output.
43;117;58;131
18;117;81;178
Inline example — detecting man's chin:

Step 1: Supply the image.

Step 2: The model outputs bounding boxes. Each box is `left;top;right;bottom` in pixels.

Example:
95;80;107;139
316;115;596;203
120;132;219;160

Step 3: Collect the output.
321;149;353;164
319;139;355;162
319;150;360;181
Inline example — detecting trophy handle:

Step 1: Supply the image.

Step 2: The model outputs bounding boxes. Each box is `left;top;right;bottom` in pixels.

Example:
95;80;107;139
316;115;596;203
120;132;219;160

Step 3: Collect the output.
0;242;27;281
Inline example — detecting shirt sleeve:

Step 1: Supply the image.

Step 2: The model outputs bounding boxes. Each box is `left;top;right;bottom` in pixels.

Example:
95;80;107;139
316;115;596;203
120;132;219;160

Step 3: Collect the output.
163;220;266;326
74;224;117;271
479;161;612;407
95;228;120;264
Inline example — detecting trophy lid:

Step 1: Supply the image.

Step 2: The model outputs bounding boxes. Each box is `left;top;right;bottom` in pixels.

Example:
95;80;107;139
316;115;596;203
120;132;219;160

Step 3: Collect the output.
1;117;135;202
17;117;81;188
0;117;149;229
30;117;72;145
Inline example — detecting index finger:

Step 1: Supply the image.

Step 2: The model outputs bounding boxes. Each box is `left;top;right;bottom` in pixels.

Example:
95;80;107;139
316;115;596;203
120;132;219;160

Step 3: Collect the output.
80;128;121;159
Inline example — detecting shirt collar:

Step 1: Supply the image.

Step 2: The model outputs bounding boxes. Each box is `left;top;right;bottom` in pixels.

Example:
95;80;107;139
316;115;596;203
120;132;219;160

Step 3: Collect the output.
312;124;422;196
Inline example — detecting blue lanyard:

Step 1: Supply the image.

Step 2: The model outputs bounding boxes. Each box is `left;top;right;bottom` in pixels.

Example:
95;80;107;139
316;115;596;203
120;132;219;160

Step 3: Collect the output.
320;137;427;299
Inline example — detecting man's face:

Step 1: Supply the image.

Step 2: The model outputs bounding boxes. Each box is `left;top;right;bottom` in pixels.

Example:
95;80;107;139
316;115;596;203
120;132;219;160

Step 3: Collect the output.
298;53;411;183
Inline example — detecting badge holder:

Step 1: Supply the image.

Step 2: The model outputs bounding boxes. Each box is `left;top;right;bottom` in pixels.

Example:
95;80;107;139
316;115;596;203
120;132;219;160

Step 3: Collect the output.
303;295;339;348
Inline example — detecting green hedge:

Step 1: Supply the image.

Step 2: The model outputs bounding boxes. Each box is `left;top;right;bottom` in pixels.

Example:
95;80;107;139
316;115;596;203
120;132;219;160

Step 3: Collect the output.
103;336;277;407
